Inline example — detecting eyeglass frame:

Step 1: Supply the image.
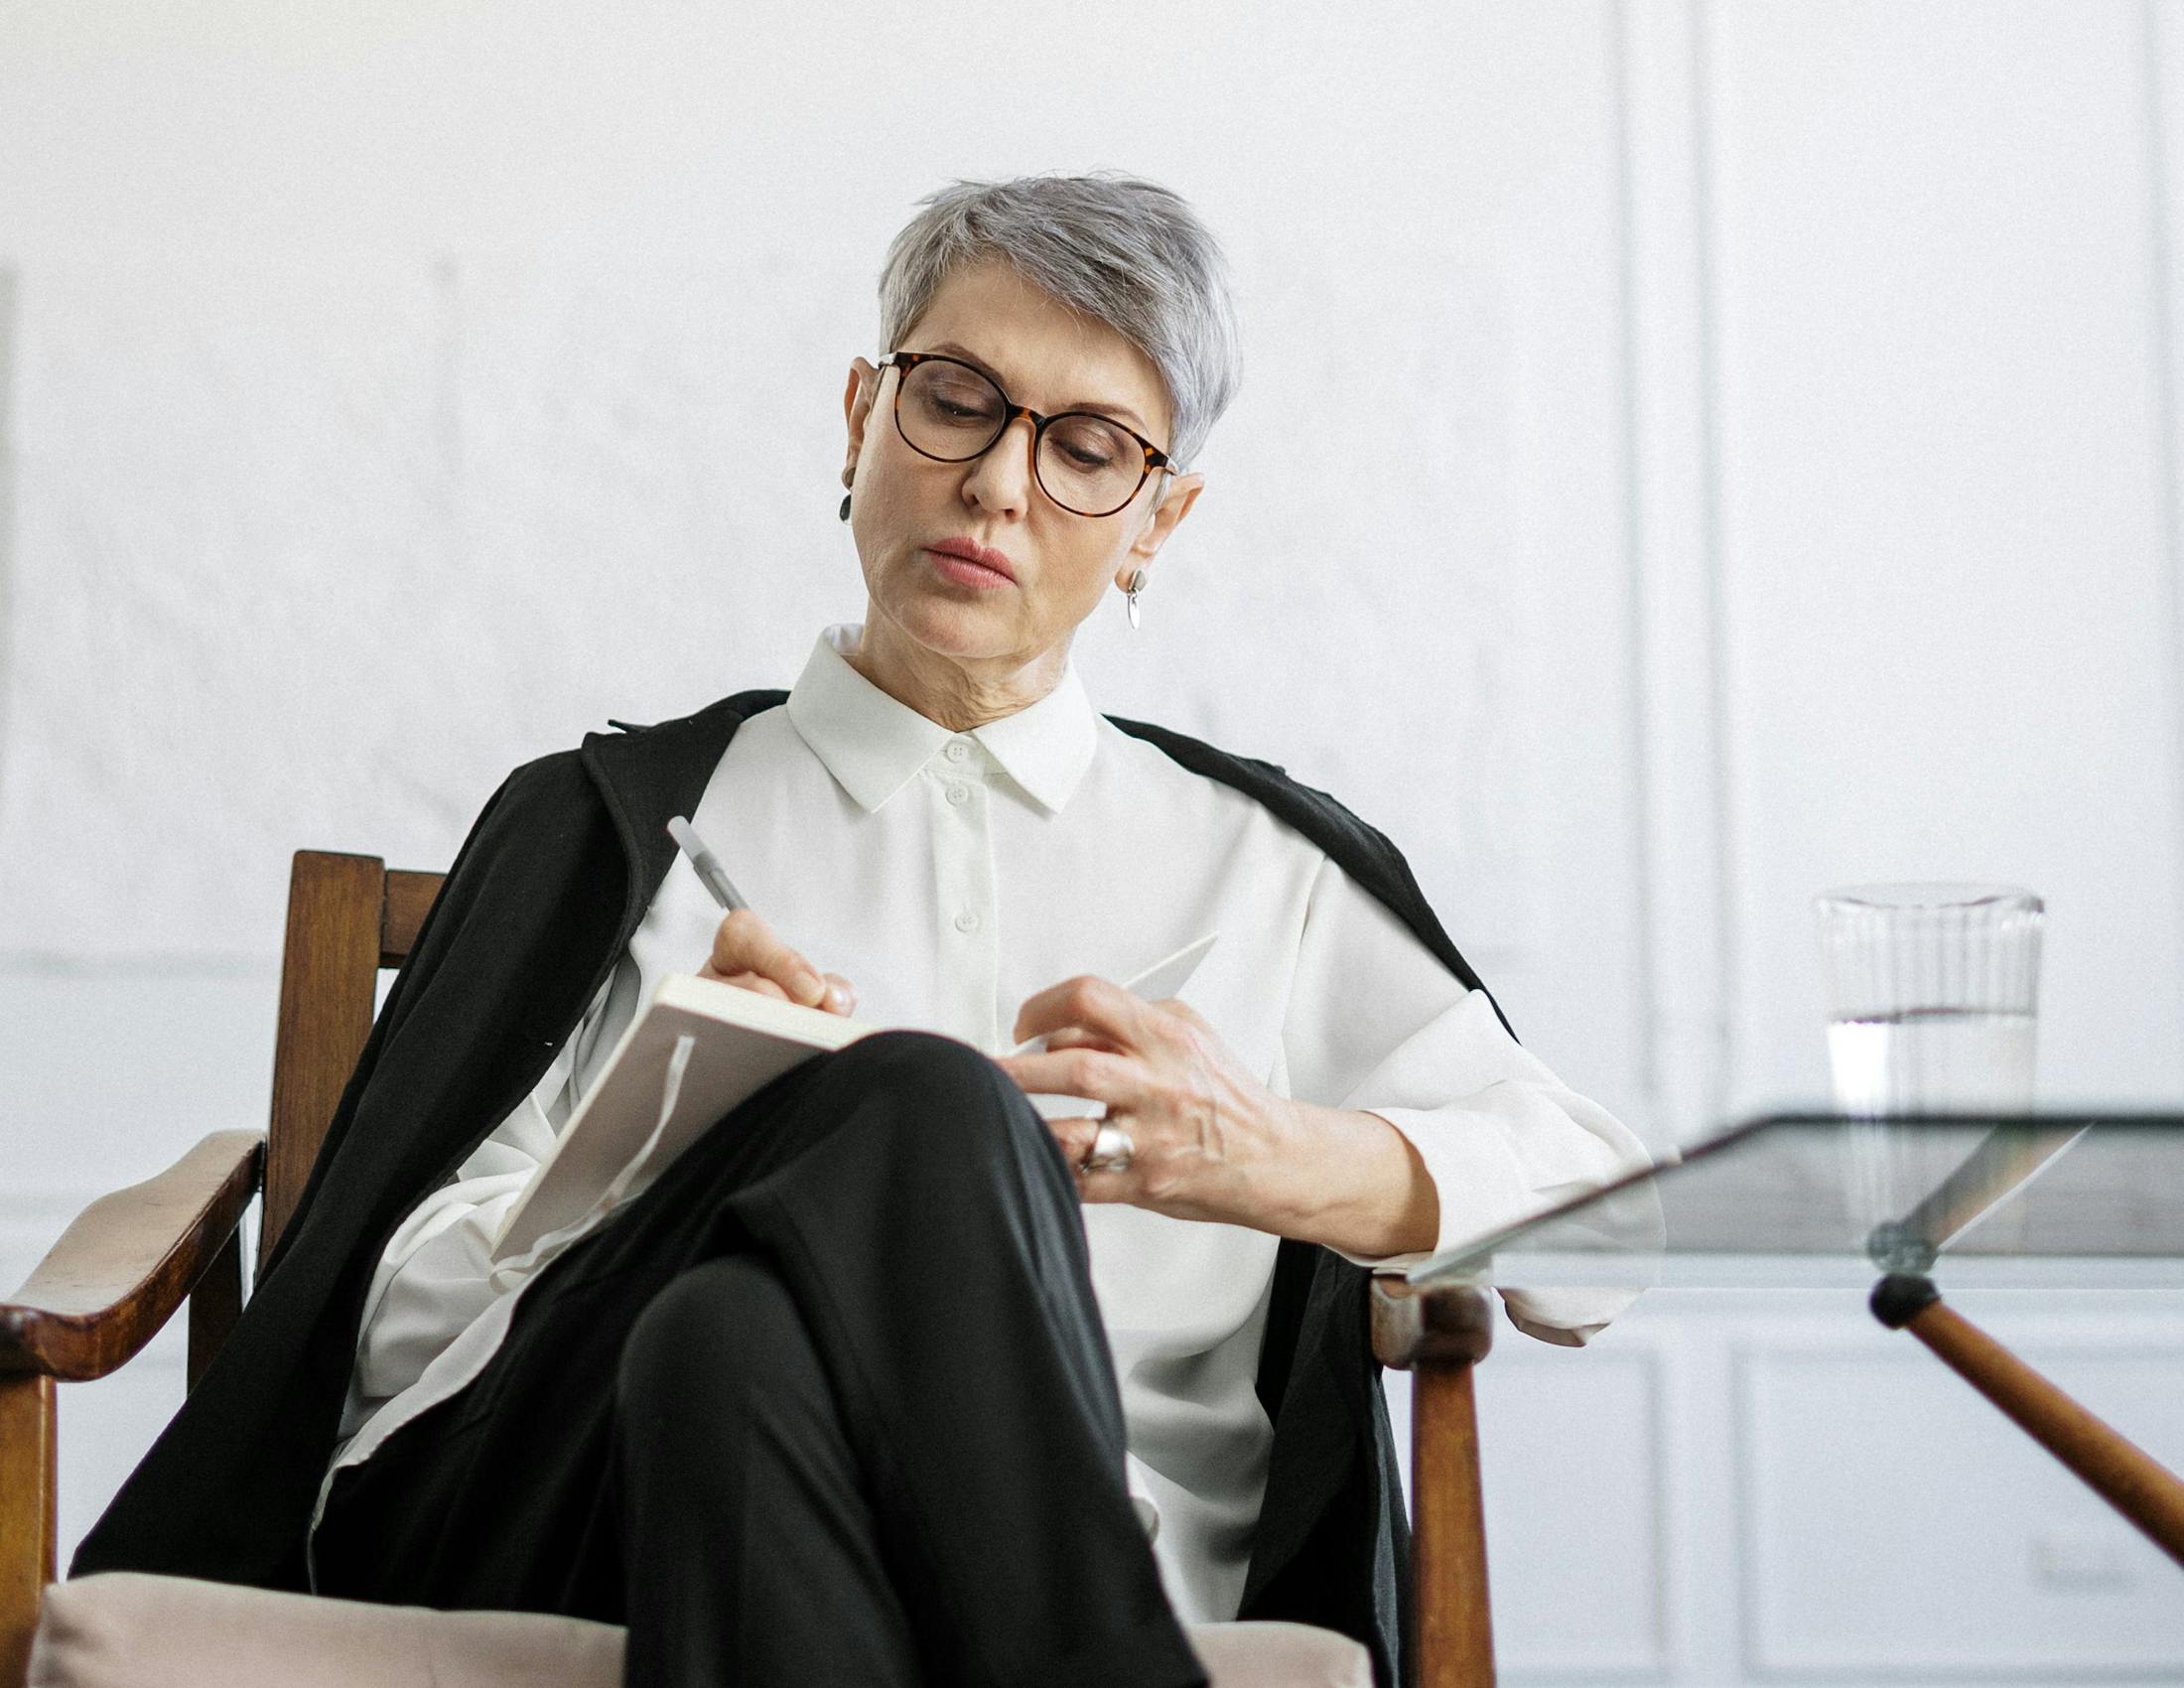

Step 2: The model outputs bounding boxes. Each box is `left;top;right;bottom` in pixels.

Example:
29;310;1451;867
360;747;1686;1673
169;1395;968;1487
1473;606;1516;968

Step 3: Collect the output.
874;350;1178;517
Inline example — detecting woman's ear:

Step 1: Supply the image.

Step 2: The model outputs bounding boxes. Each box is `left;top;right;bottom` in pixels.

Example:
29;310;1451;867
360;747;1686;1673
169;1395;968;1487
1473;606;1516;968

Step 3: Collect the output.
842;357;880;483
1127;471;1204;566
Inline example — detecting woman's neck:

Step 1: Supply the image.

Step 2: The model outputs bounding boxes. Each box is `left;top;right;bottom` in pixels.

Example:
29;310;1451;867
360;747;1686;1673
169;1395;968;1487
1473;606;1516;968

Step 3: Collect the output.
845;611;1067;732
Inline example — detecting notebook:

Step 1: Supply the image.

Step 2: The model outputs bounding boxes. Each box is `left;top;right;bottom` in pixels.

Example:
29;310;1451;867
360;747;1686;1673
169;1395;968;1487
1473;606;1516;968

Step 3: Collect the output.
487;932;1218;1263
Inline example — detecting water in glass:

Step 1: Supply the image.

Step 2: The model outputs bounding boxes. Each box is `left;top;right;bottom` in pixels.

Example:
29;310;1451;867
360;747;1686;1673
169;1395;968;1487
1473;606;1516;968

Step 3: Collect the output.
1827;1006;2038;1116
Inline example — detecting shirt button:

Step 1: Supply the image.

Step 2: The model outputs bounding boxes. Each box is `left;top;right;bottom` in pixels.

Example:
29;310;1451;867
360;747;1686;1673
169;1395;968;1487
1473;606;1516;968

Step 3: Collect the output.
945;740;972;763
946;782;971;806
954;911;981;933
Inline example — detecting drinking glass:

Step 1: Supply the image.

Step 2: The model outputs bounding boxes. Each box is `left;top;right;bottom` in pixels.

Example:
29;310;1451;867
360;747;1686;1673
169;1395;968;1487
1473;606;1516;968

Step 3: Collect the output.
1815;883;2044;1113
1814;883;2045;1261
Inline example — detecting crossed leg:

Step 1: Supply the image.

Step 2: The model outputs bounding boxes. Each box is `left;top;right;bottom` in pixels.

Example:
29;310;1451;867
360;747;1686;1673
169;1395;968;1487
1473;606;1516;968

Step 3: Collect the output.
311;1031;1206;1688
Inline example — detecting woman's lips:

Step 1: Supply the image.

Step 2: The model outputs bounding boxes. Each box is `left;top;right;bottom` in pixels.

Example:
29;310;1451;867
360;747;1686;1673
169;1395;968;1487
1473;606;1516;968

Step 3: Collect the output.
925;547;1016;589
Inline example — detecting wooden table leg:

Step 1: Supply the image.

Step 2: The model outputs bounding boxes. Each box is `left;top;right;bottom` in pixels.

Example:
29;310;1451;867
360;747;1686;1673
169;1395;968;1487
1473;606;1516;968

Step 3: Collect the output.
1871;1274;2184;1566
0;1372;56;1688
1373;1279;1497;1688
1413;1357;1496;1688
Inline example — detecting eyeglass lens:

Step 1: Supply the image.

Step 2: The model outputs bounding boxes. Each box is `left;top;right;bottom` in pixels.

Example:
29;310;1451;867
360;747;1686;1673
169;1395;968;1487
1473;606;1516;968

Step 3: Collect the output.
896;358;1145;515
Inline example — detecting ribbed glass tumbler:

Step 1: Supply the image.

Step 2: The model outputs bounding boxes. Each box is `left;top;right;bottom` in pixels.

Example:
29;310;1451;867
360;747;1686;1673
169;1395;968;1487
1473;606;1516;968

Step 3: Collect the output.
1814;883;2045;1116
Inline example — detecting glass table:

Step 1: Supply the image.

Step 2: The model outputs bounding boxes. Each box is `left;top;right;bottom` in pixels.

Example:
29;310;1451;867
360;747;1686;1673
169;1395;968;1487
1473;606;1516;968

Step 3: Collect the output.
1387;1112;2184;1688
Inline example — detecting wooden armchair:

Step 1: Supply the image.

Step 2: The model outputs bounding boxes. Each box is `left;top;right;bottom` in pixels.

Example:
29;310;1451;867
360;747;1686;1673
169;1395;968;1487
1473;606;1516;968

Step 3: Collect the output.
0;851;1499;1688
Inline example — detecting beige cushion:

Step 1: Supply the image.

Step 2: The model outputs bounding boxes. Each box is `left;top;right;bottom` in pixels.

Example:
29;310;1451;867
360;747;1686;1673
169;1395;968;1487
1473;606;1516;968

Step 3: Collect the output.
33;1573;1371;1688
1187;1621;1373;1688
29;1575;623;1688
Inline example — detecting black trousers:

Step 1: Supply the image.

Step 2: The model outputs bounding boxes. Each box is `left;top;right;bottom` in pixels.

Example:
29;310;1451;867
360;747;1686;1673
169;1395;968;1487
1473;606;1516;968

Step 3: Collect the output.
311;1030;1209;1688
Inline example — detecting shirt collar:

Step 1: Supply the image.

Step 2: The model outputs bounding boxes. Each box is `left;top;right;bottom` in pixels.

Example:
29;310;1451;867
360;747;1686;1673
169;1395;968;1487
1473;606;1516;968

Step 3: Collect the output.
785;623;1099;815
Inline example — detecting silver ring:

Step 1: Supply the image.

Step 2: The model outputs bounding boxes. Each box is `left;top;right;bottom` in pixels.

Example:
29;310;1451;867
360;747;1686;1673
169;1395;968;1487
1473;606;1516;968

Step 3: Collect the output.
1081;1122;1135;1174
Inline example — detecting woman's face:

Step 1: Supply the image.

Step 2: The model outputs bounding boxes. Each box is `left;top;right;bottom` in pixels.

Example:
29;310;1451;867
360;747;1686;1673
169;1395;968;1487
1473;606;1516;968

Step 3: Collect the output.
840;260;1202;683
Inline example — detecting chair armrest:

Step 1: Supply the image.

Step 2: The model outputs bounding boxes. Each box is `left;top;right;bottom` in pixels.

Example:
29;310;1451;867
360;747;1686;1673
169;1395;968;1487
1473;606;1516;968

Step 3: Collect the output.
0;1131;263;1381
1369;1277;1494;1369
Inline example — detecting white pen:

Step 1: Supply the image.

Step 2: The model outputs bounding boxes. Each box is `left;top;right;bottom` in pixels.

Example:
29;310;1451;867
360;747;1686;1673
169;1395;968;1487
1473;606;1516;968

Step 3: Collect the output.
666;816;751;913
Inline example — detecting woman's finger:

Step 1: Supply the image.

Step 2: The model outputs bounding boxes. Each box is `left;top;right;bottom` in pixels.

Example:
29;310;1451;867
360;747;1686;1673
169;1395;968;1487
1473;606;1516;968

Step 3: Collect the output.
708;909;830;1008
1043;1114;1102;1169
1041;1113;1138;1202
696;955;795;1001
996;1045;1142;1110
1011;974;1147;1052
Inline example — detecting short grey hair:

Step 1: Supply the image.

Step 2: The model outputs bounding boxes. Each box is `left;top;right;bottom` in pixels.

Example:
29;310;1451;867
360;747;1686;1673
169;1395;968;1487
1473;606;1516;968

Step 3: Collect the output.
877;172;1241;471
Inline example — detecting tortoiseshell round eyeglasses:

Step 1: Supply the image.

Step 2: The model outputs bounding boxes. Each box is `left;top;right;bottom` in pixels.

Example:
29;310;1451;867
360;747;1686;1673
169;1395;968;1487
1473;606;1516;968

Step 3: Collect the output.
876;351;1175;518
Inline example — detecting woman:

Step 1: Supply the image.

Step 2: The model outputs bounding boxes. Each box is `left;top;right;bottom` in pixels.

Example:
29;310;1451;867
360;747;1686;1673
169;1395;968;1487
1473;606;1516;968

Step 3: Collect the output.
73;174;1647;1687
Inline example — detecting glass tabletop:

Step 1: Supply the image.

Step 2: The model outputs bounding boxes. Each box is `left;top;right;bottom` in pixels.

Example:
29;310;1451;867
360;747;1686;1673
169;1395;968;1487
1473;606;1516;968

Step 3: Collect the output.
1406;1112;2184;1292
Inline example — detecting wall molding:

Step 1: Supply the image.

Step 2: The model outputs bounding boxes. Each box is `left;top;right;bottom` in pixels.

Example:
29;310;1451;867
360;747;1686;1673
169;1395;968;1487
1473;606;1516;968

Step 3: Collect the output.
1615;0;1734;1145
1731;1324;2184;1680
2146;0;2184;1094
1490;1337;1676;1681
0;265;18;866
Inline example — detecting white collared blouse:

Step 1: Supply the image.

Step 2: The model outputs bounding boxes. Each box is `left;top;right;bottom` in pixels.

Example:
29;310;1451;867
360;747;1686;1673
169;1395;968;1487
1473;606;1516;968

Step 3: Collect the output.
316;623;1648;1625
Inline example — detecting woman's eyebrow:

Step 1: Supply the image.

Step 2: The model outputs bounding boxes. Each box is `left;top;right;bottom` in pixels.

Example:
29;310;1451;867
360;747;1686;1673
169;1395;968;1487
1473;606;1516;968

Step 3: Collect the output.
924;339;1151;434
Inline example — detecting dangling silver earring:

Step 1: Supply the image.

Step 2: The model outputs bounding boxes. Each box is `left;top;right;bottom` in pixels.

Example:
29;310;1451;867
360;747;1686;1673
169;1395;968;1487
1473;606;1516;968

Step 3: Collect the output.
1125;568;1148;630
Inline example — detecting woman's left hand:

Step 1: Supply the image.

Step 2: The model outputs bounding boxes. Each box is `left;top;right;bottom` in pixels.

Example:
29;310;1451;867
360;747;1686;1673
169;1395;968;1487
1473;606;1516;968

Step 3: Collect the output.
993;976;1297;1227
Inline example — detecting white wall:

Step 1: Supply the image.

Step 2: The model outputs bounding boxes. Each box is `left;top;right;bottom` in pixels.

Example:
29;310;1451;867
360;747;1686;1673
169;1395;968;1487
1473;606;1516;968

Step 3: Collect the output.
4;3;2183;1681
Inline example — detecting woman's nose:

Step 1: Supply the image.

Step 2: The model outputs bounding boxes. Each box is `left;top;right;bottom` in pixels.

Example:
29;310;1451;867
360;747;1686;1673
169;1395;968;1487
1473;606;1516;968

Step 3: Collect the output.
961;415;1038;515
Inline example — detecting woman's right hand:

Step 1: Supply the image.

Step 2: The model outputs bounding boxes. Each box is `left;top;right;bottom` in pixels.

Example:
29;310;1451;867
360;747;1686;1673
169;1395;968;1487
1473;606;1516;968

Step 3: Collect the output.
698;909;857;1016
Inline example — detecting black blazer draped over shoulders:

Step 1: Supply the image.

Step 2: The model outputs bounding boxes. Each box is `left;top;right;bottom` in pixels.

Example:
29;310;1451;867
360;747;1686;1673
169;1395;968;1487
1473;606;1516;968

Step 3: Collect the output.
72;687;1508;1688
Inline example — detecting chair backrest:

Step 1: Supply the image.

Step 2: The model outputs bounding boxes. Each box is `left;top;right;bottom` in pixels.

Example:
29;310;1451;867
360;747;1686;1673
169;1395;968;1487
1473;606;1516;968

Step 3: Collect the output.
261;852;443;1272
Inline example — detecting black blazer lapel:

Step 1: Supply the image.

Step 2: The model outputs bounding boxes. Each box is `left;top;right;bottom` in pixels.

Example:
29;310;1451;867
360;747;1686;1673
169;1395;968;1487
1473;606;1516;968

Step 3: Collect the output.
576;688;790;946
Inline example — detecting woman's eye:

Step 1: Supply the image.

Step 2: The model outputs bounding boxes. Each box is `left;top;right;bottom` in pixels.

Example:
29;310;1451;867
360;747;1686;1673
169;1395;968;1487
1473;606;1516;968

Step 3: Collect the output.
925;390;996;423
1052;428;1118;467
1049;418;1129;470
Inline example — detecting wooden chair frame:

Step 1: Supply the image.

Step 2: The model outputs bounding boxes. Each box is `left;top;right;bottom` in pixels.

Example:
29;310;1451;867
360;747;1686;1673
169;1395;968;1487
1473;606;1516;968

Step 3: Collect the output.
0;851;1499;1687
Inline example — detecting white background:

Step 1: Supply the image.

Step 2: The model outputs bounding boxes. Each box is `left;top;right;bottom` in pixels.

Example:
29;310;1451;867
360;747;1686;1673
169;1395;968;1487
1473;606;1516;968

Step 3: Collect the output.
5;3;2184;1680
